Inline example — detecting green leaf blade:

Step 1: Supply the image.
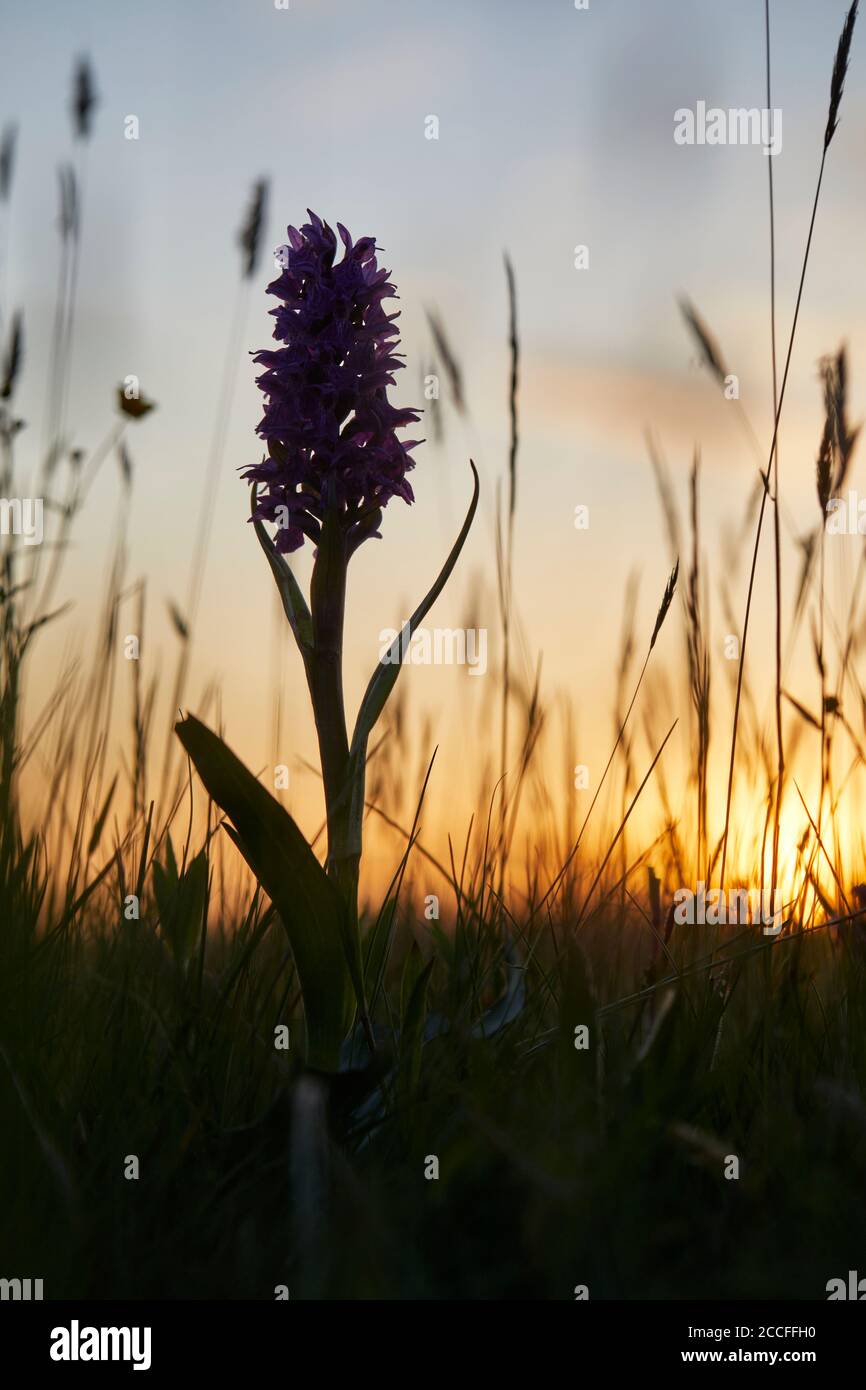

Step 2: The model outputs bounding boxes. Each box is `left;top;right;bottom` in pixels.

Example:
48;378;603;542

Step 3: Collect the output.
175;713;354;1071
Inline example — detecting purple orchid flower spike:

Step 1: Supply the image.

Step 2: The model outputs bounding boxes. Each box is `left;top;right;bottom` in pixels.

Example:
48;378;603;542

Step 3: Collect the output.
243;210;422;556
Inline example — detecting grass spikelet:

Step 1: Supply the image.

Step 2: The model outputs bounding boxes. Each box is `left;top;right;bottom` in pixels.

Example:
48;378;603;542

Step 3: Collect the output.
426;309;465;416
238;178;269;279
0;310;22;400
167;602;189;642
71;55;98;141
679;297;727;385
829;345;861;490
826;0;859;149
816;413;833;514
650;558;679;650
0;124;16;204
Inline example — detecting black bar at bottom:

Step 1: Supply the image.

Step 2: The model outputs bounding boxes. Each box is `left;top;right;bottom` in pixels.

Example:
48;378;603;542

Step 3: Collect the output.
0;1299;862;1373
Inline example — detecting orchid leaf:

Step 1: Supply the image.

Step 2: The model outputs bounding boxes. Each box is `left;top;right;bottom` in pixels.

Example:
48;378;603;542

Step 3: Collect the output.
175;713;353;1071
250;484;313;651
346;461;479;825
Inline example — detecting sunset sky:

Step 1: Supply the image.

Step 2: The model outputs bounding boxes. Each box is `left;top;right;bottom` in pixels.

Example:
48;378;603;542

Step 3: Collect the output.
4;0;866;892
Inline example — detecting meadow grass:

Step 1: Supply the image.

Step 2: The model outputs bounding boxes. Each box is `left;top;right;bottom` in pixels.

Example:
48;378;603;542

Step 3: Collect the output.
5;860;866;1298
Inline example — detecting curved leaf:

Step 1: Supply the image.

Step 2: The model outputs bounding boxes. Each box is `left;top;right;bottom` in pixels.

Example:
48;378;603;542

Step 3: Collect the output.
471;938;525;1040
250;484;313;652
345;460;479;841
175;713;353;1071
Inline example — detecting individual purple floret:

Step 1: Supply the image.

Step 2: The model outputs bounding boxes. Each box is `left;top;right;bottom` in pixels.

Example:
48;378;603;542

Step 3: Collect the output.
243;210;421;554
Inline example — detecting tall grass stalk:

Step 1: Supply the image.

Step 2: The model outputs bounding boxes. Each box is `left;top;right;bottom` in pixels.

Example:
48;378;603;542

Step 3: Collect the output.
719;0;859;894
766;0;784;918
